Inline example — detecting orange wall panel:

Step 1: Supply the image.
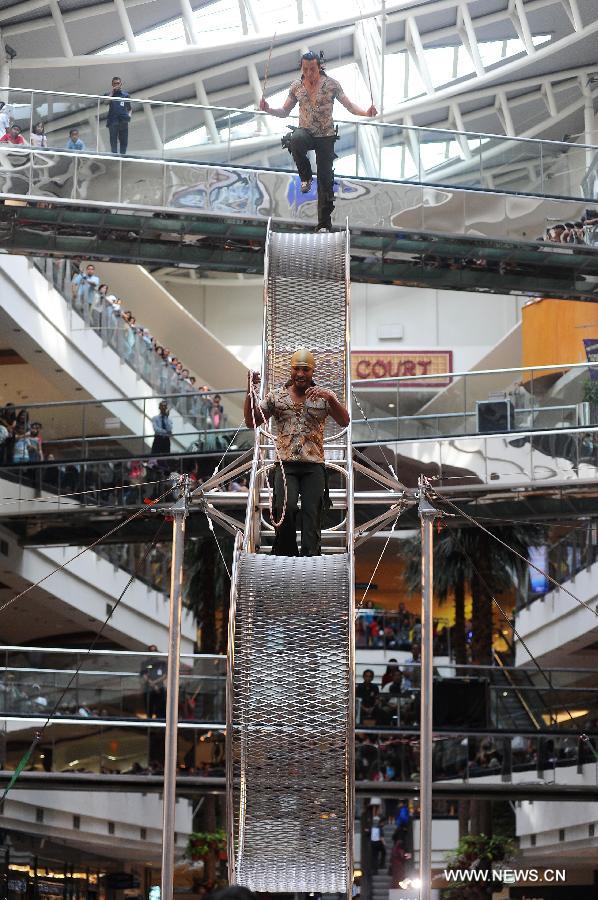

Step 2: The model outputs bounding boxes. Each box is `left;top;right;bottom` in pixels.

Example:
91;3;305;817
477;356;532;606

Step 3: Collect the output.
522;298;598;371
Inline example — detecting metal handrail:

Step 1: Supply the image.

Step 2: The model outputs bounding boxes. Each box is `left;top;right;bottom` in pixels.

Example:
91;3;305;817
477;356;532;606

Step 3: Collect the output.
3;84;598;151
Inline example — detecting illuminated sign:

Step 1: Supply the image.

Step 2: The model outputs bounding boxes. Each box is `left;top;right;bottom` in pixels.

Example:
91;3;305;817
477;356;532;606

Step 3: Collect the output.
351;350;453;386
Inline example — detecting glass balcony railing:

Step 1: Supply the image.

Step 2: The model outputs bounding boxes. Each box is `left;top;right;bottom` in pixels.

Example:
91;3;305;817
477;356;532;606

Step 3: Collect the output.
1;649;597;736
0;647;225;723
352;360;598;442
32;256;246;440
0;86;596;204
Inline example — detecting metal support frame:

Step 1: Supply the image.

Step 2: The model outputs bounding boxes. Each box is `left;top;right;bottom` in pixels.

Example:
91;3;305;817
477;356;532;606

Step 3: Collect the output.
418;478;438;900
160;477;190;900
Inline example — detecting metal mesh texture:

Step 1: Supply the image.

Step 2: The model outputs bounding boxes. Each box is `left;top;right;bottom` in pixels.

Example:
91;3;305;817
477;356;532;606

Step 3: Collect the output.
265;230;348;412
230;552;351;893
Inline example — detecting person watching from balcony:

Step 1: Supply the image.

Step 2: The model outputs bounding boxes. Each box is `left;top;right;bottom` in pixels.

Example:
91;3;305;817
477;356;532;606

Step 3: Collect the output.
140;645;167;719
259;50;377;233
151;400;173;455
0;101;11;137
28;422;43;463
244;348;350;556
0;124;26;145
106;75;132;155
72;263;100;313
66;128;86;151
30;122;48;149
356;668;380;725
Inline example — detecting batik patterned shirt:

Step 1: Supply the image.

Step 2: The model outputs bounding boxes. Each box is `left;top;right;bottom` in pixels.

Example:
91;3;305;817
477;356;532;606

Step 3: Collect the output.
260;385;330;463
286;76;347;138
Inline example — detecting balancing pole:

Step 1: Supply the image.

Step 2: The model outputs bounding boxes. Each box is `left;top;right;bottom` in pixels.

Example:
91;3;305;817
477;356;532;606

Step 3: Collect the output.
262;32;277;100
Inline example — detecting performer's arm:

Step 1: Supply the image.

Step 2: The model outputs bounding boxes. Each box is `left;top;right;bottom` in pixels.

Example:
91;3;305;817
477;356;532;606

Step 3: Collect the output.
244;371;270;428
306;386;350;428
337;92;377;118
259;93;297;118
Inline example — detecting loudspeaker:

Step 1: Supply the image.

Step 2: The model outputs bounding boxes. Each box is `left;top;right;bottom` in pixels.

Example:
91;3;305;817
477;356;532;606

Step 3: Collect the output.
476;399;514;433
433;678;489;728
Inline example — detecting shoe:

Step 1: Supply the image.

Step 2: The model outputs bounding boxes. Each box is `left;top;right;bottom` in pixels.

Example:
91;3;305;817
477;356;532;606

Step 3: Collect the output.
315;223;333;233
300;178;313;193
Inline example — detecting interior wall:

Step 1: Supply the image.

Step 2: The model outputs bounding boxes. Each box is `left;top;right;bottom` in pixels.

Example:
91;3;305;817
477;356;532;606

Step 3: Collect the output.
165;278;525;376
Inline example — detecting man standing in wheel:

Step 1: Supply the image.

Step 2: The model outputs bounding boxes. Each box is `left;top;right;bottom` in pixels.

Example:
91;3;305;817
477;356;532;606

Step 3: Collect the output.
244;348;350;556
259;51;377;232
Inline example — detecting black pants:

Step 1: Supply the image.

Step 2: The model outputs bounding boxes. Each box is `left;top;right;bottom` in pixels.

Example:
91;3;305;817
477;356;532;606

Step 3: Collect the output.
145;687;166;718
371;840;386;873
108;120;129;155
272;461;326;556
289;128;336;228
151;435;170;455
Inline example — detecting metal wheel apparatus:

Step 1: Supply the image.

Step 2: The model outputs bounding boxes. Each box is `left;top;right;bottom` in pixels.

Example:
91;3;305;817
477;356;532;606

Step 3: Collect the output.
226;225;356;893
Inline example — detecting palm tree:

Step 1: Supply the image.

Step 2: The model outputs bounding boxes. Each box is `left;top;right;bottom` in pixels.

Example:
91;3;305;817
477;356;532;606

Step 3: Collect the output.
184;530;234;653
401;521;545;665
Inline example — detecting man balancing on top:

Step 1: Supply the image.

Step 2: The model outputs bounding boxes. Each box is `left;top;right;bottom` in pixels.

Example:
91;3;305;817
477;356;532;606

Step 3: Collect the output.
244;348;350;557
259;50;377;233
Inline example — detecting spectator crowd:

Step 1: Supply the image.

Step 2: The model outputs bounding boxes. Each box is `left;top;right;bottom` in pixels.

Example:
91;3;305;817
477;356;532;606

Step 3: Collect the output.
0;76;133;154
541;209;598;244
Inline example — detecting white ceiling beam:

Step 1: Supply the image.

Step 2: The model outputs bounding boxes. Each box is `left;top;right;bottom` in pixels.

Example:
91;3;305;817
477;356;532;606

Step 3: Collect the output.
509;0;536;57
113;0;137;53
382;18;598;119
561;0;583;32
194;78;221;144
237;0;249;35
495;91;515;136
449;103;473;159
541;81;558;117
456;1;484;78
48;0;73;58
405;15;434;95
143;102;163;150
178;0;198;44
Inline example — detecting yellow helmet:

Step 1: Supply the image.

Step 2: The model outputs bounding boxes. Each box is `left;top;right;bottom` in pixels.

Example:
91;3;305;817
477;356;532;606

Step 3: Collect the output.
291;347;315;369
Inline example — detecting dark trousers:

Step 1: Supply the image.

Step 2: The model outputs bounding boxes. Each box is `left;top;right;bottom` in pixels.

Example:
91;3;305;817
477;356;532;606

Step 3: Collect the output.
289;128;336;228
145;687;166;718
108;120;129;155
151;435;171;455
272;461;326;557
371;840;386;873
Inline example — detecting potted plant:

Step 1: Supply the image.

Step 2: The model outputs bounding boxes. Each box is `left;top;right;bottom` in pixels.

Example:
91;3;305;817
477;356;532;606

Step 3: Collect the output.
442;834;516;899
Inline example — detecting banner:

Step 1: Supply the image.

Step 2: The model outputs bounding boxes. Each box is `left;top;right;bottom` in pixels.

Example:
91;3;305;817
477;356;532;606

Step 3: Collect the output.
351;350;453;387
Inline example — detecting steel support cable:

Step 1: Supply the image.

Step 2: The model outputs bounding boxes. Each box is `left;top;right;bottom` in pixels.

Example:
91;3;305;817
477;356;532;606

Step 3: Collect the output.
351;389;401;482
0;516;168;804
0;478;169;508
457;539;598;764
431;492;598;620
356;514;400;612
206;512;232;581
0;481;180;617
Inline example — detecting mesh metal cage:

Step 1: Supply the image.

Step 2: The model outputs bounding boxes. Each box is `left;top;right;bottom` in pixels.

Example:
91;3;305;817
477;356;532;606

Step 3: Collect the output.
229;552;352;893
227;225;354;894
265;230;348;412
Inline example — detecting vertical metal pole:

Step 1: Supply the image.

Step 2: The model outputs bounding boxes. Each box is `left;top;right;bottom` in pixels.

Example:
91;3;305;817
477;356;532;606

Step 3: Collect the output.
160;478;189;900
418;477;437;900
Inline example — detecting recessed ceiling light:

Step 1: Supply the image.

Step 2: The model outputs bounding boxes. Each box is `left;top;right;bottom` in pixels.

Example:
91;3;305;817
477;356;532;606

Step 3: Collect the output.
388;403;395;408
